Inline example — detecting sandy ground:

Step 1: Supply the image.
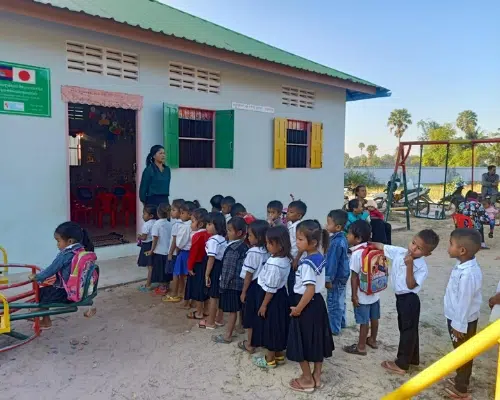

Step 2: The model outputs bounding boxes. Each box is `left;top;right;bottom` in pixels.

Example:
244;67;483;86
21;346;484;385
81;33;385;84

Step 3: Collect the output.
0;216;498;400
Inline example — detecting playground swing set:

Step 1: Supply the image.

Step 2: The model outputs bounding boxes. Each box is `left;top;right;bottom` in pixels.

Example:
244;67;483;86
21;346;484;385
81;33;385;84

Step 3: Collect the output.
0;246;98;353
385;138;500;229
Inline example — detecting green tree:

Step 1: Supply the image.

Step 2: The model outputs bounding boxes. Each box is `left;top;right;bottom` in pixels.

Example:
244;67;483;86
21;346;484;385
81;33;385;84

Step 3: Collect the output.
366;144;378;159
344;152;350;166
456;110;479;140
421;124;458;166
358;142;365;155
416;119;440;141
358;154;368;167
379;154;396;167
388;109;412;144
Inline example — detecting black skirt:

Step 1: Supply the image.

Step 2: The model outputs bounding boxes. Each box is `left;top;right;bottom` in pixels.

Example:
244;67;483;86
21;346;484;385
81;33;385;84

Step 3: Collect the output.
287;293;334;362
207;259;222;299
287;267;295;297
151;254;168;284
251;285;290;352
219;289;242;313
243;280;259;329
187;260;209;302
137;242;153;267
39;286;70;305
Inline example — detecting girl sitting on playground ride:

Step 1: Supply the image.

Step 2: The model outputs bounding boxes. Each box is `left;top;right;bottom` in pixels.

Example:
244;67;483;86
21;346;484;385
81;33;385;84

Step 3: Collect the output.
28;222;95;329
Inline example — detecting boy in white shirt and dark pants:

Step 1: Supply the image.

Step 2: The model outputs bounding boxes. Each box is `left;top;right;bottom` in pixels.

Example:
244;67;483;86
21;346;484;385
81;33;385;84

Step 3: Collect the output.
375;229;440;375
443;228;483;400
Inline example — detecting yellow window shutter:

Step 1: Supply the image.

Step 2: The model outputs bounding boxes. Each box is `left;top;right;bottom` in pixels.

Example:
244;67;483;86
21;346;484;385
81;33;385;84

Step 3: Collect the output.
274;118;287;169
310;122;323;168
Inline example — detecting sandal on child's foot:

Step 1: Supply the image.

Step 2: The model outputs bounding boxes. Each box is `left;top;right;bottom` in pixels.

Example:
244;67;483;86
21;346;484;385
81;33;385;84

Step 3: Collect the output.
444;385;472;399
275;355;286;365
212;334;231;344
289;379;314;393
162;295;181;303
366;336;379;349
187;311;204;320
237;340;255;354
83;307;97;318
343;344;367;356
252;355;277;369
198;320;216;330
137;285;151;292
489;232;494;238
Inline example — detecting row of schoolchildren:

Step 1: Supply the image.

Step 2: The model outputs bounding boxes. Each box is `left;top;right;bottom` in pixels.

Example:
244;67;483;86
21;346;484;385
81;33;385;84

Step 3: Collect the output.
136;195;485;397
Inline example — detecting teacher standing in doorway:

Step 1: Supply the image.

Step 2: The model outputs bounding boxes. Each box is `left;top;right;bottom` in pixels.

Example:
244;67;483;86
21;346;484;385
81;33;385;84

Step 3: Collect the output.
139;145;171;207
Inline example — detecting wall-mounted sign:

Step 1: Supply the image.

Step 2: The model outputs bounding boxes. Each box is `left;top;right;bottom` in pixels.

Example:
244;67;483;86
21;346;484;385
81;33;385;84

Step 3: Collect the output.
231;102;274;114
0;61;51;117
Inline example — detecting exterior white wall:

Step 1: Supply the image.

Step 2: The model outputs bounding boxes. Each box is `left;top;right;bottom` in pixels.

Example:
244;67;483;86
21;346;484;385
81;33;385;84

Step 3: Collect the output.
348;167;481;185
0;13;346;266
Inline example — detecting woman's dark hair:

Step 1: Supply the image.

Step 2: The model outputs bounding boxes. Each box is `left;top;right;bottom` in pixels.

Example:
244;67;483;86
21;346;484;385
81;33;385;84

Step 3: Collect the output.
248;220;269;247
267;200;283;213
348;198;361;211
348;220;371;243
171;198;185;209
266;225;292;259
210;194;224;211
328;209;348;227
354;185;366;196
228;216;247;235
230;203;247;217
157;202;171;219
192;208;208;228
207;212;227;237
180;200;200;213
144;204;158;218
297;220;330;253
55;221;94;251
146;145;164;166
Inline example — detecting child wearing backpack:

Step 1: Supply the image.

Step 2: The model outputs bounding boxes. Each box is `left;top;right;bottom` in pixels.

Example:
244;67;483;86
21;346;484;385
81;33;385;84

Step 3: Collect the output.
343;220;384;356
28;221;97;329
372;229;440;375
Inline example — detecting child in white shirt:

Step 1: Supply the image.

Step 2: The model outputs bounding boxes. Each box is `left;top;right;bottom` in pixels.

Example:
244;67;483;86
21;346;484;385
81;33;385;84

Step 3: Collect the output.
148;203;172;295
374;229;440;375
343;220;378;356
286;200;307;297
137;205;157;291
443;228;483;399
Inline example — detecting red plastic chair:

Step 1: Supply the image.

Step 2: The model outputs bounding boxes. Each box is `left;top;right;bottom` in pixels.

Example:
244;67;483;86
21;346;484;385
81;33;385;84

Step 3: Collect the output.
120;192;136;227
95;193;118;228
452;213;474;229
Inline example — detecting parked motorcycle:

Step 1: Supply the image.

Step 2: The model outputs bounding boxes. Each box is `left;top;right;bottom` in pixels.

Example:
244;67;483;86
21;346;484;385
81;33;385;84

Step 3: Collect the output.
373;178;431;211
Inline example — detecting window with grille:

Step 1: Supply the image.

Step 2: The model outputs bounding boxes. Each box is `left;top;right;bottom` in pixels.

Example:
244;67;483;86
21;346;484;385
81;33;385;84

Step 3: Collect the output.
286;120;309;168
66;41;139;81
179;108;215;168
169;62;220;94
281;86;315;109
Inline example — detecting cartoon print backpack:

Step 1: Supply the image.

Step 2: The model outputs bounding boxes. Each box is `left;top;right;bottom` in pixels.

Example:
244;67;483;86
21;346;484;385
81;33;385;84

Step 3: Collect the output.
358;245;389;295
60;248;99;302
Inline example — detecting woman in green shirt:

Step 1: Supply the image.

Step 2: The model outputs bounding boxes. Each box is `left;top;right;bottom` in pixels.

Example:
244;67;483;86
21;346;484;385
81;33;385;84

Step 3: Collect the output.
139;145;171;206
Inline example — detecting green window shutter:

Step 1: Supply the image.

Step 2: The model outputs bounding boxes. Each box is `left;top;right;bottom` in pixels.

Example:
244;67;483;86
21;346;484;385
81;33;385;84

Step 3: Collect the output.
163;103;179;168
215;110;234;169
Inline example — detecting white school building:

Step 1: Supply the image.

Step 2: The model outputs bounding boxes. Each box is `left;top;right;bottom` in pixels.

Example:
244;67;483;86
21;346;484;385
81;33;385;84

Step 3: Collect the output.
0;0;389;266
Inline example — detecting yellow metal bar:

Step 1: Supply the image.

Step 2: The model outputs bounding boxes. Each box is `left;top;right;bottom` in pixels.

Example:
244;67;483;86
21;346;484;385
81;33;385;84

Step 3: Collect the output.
0;293;10;334
0;246;7;285
383;319;500;400
496;340;500;400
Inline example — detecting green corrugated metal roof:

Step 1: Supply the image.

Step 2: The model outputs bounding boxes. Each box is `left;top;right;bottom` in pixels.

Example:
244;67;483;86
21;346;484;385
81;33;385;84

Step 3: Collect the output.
32;0;390;98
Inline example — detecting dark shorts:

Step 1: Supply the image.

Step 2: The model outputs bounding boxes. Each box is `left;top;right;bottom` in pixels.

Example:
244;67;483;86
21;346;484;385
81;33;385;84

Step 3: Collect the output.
39;286;70;305
354;300;380;325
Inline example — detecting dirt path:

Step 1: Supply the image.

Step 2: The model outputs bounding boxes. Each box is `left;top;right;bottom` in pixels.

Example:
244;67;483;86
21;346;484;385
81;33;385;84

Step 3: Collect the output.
0;217;498;400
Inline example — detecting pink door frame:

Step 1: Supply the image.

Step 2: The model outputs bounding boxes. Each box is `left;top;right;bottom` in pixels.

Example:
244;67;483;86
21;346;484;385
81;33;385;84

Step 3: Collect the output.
61;85;144;233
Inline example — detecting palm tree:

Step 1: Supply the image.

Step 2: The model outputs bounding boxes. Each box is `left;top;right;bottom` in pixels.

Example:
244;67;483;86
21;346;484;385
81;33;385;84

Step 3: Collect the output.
366;144;378;159
456;110;478;139
358;142;365;156
388;109;412;145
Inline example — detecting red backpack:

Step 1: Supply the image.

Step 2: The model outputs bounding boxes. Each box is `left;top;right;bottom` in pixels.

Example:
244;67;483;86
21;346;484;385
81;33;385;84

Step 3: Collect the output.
355;245;389;295
59;248;99;302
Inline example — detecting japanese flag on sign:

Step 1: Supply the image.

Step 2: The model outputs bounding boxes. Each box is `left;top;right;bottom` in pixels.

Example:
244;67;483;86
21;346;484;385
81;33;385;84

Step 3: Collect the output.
12;67;36;84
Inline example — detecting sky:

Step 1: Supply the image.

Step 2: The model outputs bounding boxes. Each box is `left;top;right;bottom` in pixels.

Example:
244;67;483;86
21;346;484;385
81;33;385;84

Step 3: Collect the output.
160;0;500;156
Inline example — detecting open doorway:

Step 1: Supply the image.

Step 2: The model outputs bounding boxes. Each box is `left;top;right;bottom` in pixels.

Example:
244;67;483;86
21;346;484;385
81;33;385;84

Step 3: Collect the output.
68;103;137;247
